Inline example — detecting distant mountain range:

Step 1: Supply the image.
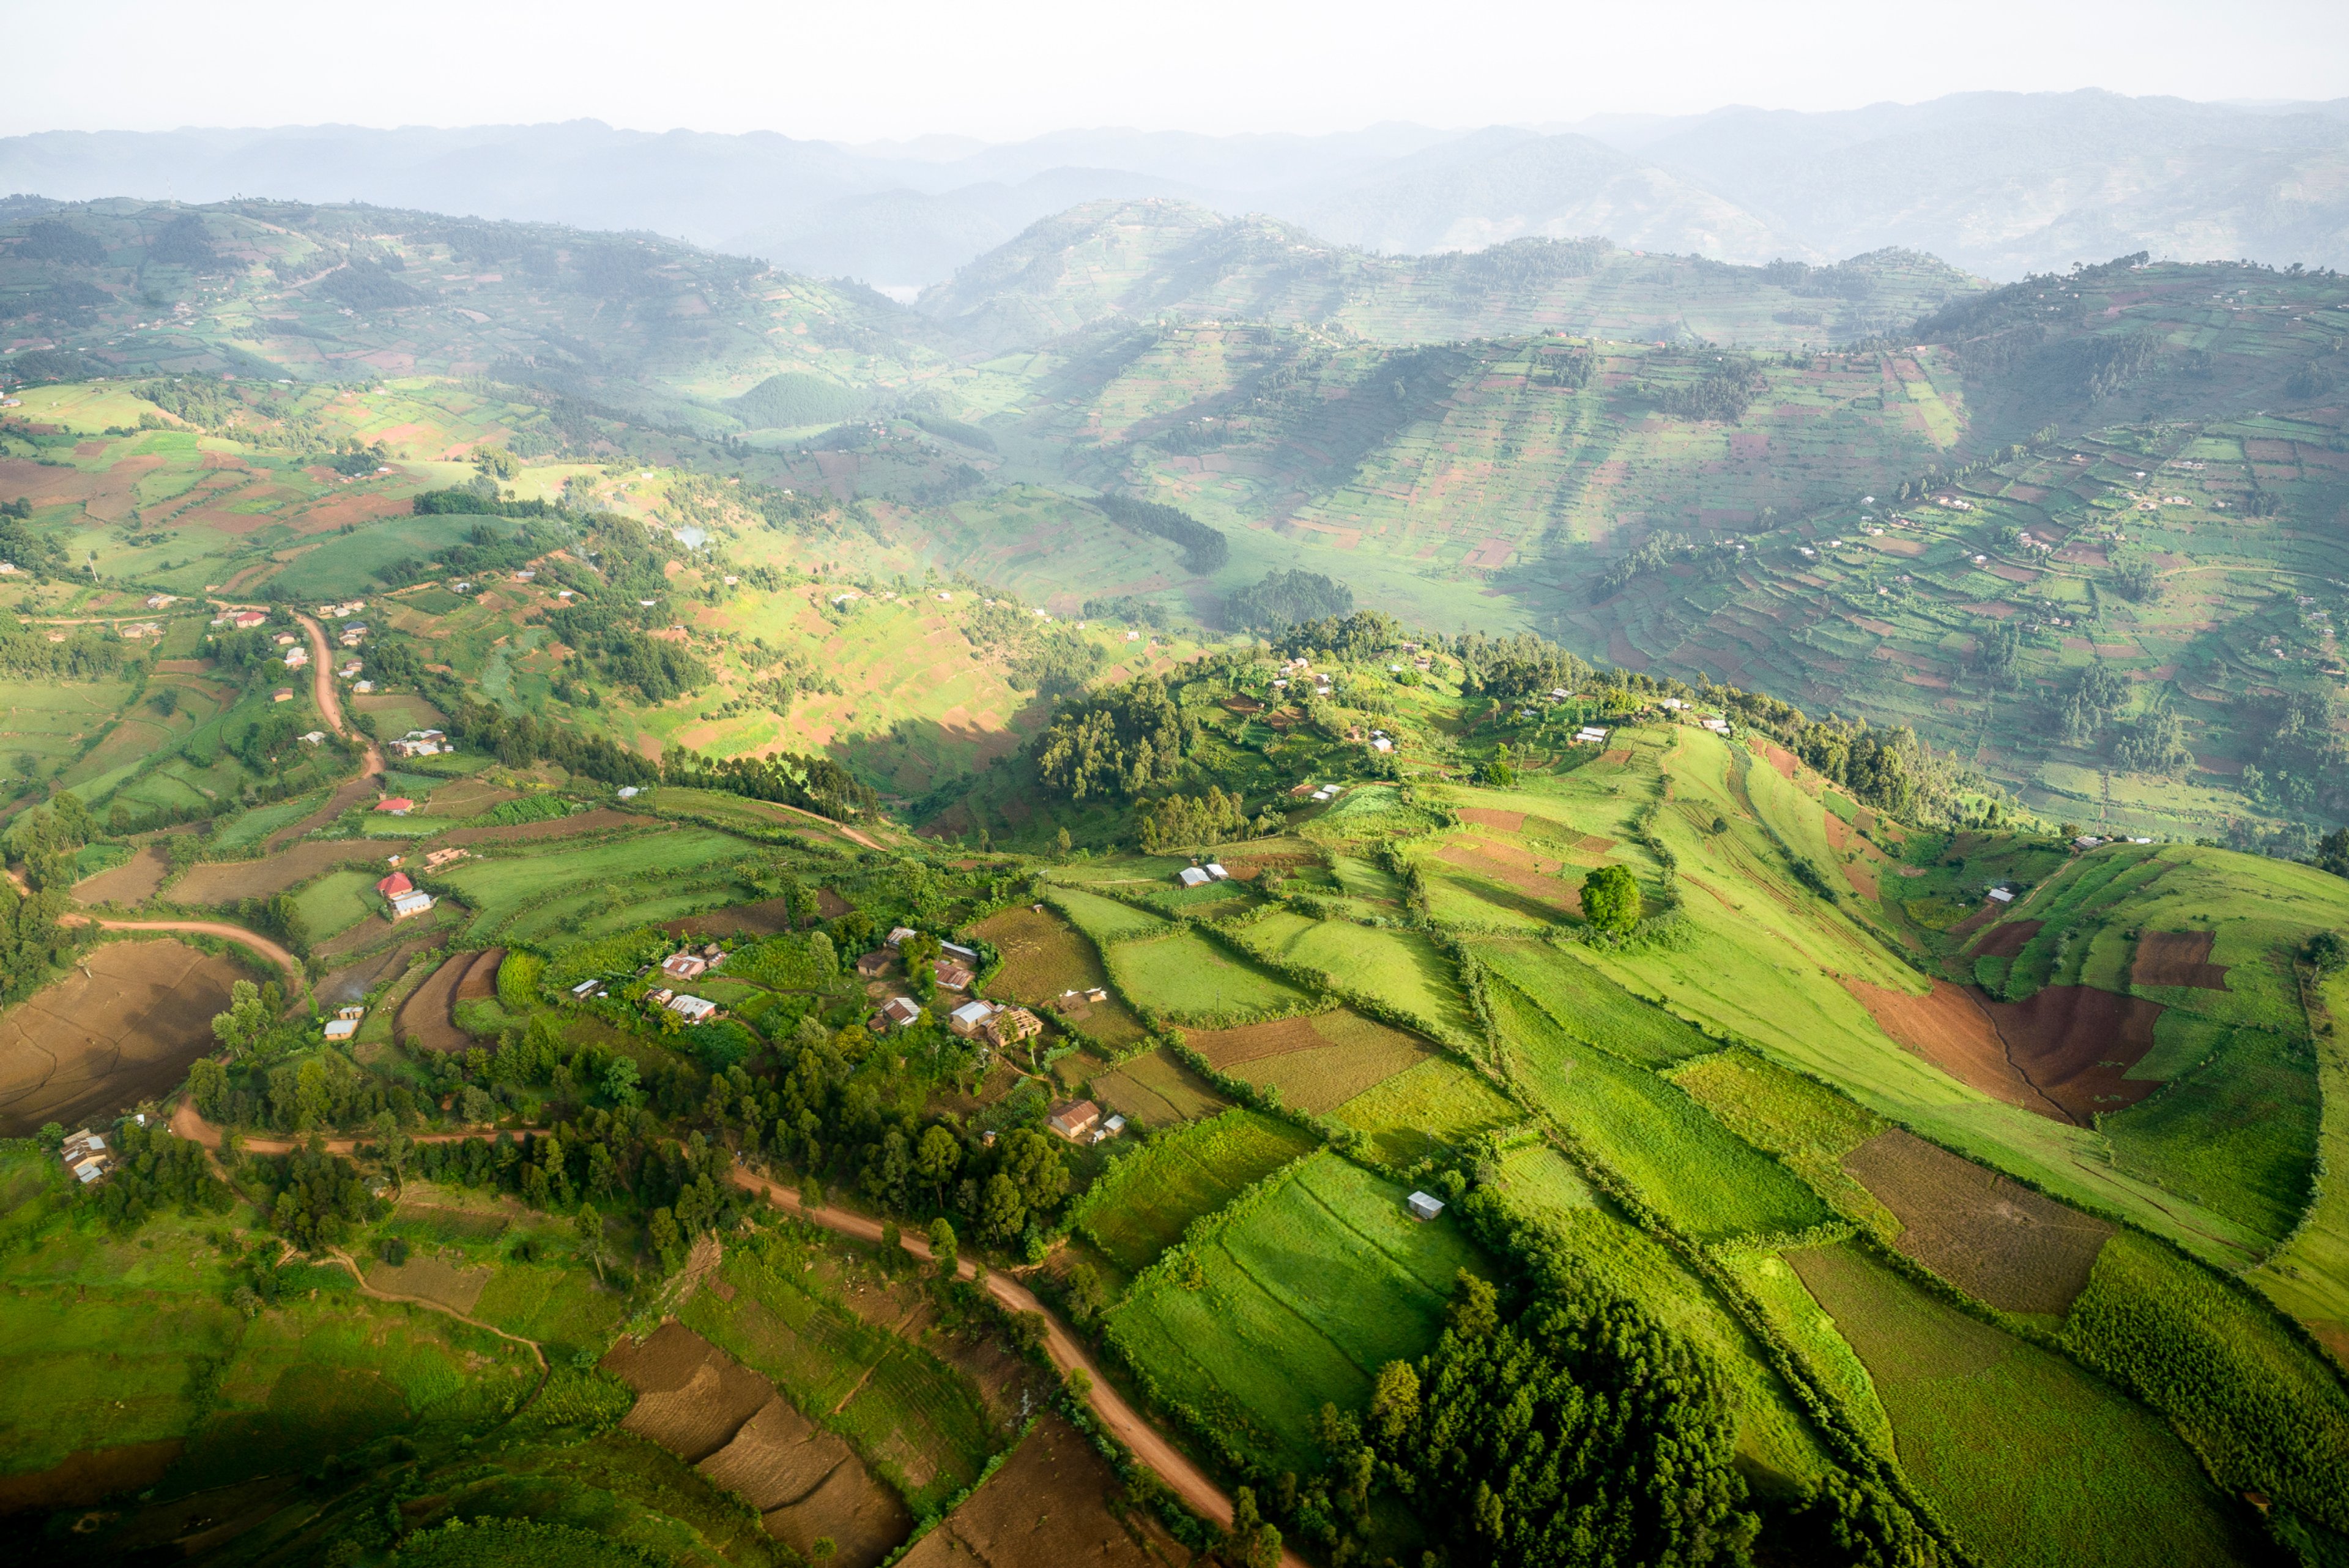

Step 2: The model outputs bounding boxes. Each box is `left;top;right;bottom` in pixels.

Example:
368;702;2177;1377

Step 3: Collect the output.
3;91;2346;289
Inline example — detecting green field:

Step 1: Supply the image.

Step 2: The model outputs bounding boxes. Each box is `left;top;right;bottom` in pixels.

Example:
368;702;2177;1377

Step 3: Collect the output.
1230;908;1477;1044
292;867;379;940
1488;975;1829;1243
1044;885;1173;946
1789;1243;2247;1568
436;827;752;939
1334;1057;1518;1165
1072;1109;1321;1273
1106;927;1315;1022
1105;1151;1487;1473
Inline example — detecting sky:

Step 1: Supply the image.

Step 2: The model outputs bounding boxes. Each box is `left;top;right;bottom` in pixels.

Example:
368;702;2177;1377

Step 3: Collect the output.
8;0;2347;142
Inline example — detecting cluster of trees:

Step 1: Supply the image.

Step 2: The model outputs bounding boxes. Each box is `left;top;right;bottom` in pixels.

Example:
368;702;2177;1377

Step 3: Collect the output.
1458;633;1589;702
1227;569;1354;633
1006;630;1105;699
663;746;878;822
2242;691;2349;819
380;519;552;589
1274;611;1409;665
1590;532;1737;603
1335;1272;1759;1568
254;1145;383;1250
434;694;659;787
2055;664;2132;748
1656;358;1759;422
6;790;96;892
1135;786;1275;852
19;219;106;266
1034;675;1193;800
0;615;126;677
1792;718;1939;820
1579;864;1642;935
81;1121;231;1228
2112;700;2192;776
1094;493;1230;574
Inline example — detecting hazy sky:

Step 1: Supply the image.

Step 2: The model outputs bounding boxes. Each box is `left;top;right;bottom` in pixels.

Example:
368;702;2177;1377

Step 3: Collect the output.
10;0;2347;141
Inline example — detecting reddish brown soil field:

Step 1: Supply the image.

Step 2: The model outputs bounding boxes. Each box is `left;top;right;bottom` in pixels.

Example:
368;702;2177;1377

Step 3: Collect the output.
1184;1014;1324;1068
174;841;374;904
2132;931;2229;990
0;940;241;1135
454;948;503;1002
1978;984;2165;1121
398;951;478;1053
605;1322;911;1568
1458;807;1526;832
0;1439;184;1515
1433;839;1581;920
1967;918;2043;959
1843;978;2060;1117
1945;900;2011;942
72;844;171;906
427;807;644;847
897;1414;1192;1568
1842;1129;2115;1313
662;895;799;938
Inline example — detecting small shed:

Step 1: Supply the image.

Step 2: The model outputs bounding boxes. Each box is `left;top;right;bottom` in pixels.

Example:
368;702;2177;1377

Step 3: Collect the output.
323;1017;360;1041
1176;866;1211;888
885;926;919;949
855;949;892;978
1407;1191;1445;1222
881;996;922;1028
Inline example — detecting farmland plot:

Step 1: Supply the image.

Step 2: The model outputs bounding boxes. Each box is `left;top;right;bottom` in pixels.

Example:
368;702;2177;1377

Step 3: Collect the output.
1231;910;1477;1045
1107;929;1314;1022
1072;1109;1319;1273
1182;1006;1431;1112
1105;1151;1486;1474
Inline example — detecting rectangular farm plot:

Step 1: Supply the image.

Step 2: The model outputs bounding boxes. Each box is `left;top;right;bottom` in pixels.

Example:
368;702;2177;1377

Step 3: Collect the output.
969;904;1147;1049
1479;939;1717;1065
1842;1129;2113;1315
1232;911;1477;1044
1335;1057;1518;1165
1184;1007;1432;1113
1107;929;1315;1022
1490;978;1828;1243
1105;1152;1488;1474
1074;1109;1321;1273
1787;1243;2245;1568
1044;886;1171;946
1089;1046;1230;1128
292;868;382;940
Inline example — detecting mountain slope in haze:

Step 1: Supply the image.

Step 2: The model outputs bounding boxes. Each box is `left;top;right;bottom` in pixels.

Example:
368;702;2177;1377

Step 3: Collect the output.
915;198;1985;352
1635;90;2349;278
10;94;2349;291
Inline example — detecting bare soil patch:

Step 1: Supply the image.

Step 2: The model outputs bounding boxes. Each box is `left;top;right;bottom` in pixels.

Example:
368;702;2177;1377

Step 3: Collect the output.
1978;984;2165;1121
0;1440;184;1515
2132;930;2229;991
176;841;372;905
1092;1047;1230;1127
318;935;436;1006
427;807;645;847
1458;807;1526;833
661;895;800;938
399;951;479;1053
1183;1009;1429;1113
899;1413;1191;1568
1184;1014;1324;1068
815;887;853;918
606;1322;911;1568
1967;918;2043;959
365;1253;491;1313
1842;1129;2115;1313
72;844;171;907
0;940;241;1135
1842;977;2061;1118
454;947;503;1003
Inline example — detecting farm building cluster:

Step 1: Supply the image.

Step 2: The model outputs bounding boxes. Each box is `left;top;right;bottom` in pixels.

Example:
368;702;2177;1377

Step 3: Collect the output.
1045;1099;1126;1145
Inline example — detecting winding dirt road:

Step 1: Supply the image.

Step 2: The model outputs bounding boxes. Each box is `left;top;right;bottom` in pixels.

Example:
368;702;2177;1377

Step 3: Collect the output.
62;915;306;993
169;1100;545;1157
293;612;385;777
728;1165;1302;1565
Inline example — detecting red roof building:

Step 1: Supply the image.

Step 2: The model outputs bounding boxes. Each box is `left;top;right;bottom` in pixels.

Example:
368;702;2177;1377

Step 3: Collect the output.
376;871;414;896
374;797;414;814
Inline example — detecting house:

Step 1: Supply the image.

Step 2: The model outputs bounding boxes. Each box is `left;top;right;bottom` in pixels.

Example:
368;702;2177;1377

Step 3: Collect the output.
1986;887;2015;904
275;633;299;646
570;979;605;1000
985;1008;1044;1050
390;889;434;919
299;730;326;745
1047;1100;1102;1142
885;926;919;949
337;1005;365;1021
1203;863;1229;880
667;994;719;1024
61;1129;107;1165
423;847;468;871
283;647;308;667
272;688;294;702
231;610;267;629
616;786;640;800
1091;1113;1127;1144
940;940;978;962
375;798;414;816
1661;697;1687;710
949;999;1001;1038
855;950;892;979
376;871;414;897
1701;717;1731;734
1370;737;1393;753
354;680;374;693
881;996;922;1028
933;959;976;992
323;1017;360;1041
2074;835;2104;849
1176;866;1211;888
661;952;708;982
1407;1191;1446;1222
145;593;175;609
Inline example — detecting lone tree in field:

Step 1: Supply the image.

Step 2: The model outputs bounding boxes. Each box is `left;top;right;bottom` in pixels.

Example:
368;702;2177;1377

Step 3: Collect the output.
1580;865;1642;935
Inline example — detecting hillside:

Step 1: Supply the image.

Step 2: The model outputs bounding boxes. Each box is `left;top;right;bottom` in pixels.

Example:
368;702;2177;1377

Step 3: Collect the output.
915;198;1986;352
1;577;2347;1568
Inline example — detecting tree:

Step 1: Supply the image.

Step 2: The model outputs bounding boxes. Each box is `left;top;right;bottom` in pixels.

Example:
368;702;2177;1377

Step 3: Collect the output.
1370;1359;1420;1443
574;1204;607;1282
2318;828;2349;880
2305;931;2348;976
915;1124;961;1208
928;1217;959;1279
188;1057;229;1120
211;980;271;1056
603;1055;642;1107
981;1172;1026;1242
371;1110;412;1191
1579;864;1642;935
